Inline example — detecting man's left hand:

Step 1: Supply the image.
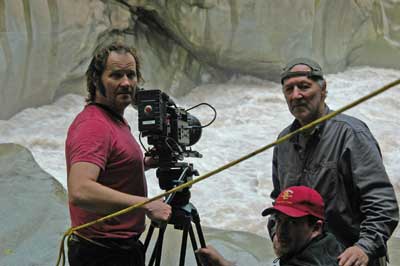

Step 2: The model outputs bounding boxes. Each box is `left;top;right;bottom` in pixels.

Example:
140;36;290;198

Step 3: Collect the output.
144;155;159;170
338;246;369;266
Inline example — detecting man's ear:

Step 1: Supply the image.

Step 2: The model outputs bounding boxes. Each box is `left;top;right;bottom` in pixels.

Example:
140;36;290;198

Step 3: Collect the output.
96;78;106;97
311;220;324;238
321;79;327;99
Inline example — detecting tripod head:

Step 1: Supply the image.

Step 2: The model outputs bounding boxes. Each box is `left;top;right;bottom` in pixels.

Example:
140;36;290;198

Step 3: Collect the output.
157;161;199;207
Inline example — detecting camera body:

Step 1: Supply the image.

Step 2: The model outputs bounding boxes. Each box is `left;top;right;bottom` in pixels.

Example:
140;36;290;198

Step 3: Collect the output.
136;89;202;162
136;89;203;206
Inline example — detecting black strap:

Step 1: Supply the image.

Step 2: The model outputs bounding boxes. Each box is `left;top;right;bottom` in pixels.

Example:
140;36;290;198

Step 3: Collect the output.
89;103;126;124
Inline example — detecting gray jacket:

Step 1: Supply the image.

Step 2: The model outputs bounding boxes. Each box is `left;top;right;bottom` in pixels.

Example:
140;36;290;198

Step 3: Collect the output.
271;106;399;259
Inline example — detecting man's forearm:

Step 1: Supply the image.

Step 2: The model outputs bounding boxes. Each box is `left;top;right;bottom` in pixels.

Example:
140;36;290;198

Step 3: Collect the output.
69;178;147;215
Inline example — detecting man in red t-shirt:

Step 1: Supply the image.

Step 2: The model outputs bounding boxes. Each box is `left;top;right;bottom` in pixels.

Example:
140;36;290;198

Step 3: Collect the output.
65;42;171;266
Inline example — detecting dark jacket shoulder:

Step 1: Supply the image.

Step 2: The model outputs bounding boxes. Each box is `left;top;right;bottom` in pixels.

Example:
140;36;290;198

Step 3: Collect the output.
281;233;343;266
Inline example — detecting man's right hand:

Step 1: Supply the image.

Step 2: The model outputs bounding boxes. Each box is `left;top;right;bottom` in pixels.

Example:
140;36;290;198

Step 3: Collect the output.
144;199;172;223
338;246;369;266
196;245;234;266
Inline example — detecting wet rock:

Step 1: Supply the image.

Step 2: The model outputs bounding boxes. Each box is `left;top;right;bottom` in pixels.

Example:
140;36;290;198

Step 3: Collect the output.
0;143;68;266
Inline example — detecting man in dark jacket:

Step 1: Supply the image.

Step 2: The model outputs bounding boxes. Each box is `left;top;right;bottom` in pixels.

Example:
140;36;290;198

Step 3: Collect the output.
272;58;399;266
196;186;344;266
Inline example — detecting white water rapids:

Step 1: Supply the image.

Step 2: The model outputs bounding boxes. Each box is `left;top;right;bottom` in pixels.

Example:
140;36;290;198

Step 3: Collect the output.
0;66;399;238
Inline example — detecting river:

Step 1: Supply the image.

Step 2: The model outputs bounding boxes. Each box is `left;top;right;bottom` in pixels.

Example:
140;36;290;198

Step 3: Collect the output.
0;66;399;240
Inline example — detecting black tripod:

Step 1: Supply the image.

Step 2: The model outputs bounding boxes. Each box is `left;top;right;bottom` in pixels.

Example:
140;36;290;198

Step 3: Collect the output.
143;163;207;266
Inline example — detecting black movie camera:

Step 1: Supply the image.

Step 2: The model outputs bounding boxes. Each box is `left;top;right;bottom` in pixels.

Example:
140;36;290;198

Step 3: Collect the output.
136;89;216;206
136;89;202;163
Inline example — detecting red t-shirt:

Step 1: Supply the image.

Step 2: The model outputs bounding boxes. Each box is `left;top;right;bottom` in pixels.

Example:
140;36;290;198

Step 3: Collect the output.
65;105;147;239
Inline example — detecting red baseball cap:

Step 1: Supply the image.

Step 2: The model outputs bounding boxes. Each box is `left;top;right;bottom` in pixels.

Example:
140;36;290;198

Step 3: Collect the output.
262;186;325;220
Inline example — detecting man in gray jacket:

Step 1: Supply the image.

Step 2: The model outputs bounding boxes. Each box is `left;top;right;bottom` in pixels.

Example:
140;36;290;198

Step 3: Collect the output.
271;58;399;266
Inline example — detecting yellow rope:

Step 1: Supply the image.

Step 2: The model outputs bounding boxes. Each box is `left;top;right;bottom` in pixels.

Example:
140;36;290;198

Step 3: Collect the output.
55;78;400;266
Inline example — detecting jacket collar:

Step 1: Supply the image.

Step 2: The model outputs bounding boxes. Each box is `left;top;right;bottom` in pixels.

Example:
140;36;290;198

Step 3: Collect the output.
288;105;330;144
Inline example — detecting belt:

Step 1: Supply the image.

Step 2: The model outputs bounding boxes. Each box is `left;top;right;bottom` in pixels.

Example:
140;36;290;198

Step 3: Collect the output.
69;232;141;249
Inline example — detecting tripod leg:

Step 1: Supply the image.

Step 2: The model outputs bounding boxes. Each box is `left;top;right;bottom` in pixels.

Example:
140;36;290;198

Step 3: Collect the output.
148;226;166;266
193;220;206;248
192;210;207;248
144;223;155;252
148;239;157;266
154;226;165;266
179;222;190;266
188;224;201;266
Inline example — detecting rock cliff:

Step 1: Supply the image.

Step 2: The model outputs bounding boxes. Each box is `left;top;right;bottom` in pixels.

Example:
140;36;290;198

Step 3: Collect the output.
1;0;400;119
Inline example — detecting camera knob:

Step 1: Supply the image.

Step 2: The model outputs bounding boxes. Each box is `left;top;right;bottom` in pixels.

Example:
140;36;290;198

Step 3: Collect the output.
144;105;153;114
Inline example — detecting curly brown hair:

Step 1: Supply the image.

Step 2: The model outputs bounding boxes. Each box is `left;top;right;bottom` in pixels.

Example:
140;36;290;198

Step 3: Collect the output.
85;42;144;103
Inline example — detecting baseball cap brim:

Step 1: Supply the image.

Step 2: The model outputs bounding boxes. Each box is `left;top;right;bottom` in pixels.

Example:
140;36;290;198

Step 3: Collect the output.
262;205;310;218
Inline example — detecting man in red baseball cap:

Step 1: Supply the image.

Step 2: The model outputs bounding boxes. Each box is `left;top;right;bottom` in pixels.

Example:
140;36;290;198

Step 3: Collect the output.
196;186;343;266
263;186;344;265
